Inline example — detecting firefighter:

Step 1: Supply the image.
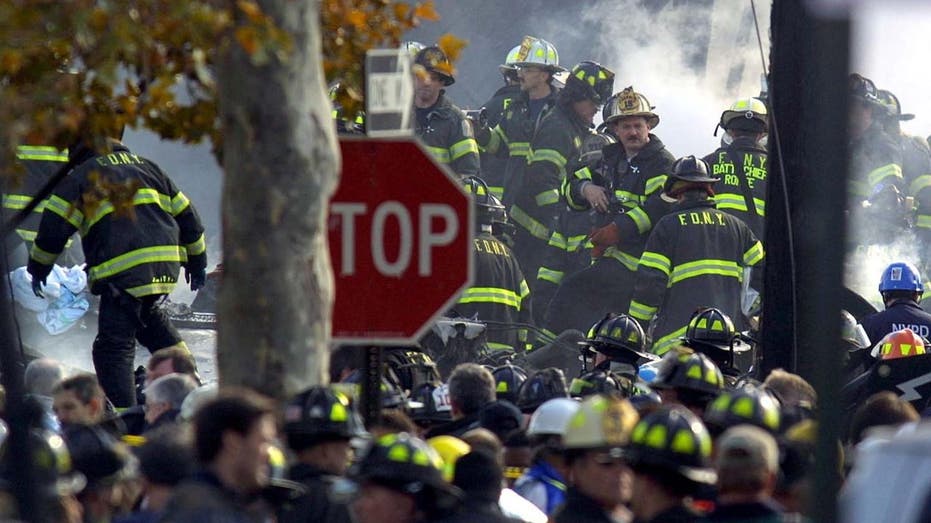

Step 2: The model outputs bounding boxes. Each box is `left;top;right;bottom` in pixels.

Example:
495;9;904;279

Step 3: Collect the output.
859;261;931;343
680;307;748;378
513;397;579;515
625;407;715;523
513;61;613;312
847;73;906;245
2;145;83;268
27;135;206;408
474;36;564;208
703;387;781;438
477;43;524;199
650;347;725;417
552;394;639;523
544;87;675;335
702;97;769;242
627;156;764;356
453;176;533;352
413;46;480;177
279;386;368;523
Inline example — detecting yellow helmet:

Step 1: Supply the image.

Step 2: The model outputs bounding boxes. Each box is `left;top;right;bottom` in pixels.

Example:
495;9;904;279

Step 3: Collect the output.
719;97;767;134
562;394;639;450
604;86;659;128
427;435;471;482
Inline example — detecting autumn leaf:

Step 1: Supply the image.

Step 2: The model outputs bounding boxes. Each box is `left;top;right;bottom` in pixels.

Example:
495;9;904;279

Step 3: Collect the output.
346;9;367;29
237;0;264;23
413;1;439;22
437;33;467;62
235;26;260;56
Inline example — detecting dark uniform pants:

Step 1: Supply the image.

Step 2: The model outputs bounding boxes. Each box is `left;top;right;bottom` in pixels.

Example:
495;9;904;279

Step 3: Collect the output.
543;258;636;335
93;286;183;407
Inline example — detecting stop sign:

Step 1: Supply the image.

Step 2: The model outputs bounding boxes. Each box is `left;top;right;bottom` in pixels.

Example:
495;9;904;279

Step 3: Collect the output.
328;137;473;343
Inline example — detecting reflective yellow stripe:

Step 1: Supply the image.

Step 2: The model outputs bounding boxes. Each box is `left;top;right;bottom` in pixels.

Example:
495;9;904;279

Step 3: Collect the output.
44;195;84;230
488;186;504;199
530;148;568;174
458;287;522;309
566;234;589;253
16;145;68;162
917;215;931;229
535;189;560;206
743;241;765;266
652;325;689;355
425;146;451;164
519;279;530;299
639;251;671;276
909;174;931;196
669;259;742;286
849;180;870;198
715;194;749;212
17;229;37;242
30;244;59;265
537;267;564;285
866;163;903;189
186;233;207;256
89;245;186;282
645;175;667;196
605;247;640;271
485;126;504;153
629;300;656;321
509;142;530;157
487;342;516;351
450;138;479;161
627;207;651;234
547;231;568;250
753;197;765;216
510;205;551;240
615;190;641;204
572;166;594;182
171;192;191;215
81;188;173;234
125;281;177;297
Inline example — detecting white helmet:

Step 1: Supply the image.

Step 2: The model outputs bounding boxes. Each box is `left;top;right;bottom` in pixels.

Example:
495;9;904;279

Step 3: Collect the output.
527;397;580;436
499;44;522;75
511;36;565;73
562;394;638;450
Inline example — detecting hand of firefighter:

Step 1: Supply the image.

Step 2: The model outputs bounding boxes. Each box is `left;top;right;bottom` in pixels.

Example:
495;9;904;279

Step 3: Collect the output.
185;267;207;292
582;183;610;212
31;275;46;298
589;222;621;257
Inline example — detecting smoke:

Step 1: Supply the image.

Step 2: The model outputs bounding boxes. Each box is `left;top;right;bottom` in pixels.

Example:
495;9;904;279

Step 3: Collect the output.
564;0;771;157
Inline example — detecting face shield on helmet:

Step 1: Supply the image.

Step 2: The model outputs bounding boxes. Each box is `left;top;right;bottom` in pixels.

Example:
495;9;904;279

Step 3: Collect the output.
840;310;870;351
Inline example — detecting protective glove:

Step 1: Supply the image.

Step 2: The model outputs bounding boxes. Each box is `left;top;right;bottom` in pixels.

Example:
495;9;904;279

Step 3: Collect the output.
31;275;46;298
589;222;621;258
185;267;207;292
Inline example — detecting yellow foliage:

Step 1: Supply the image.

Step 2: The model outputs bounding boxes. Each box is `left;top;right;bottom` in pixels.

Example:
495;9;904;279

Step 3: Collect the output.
438;33;467;62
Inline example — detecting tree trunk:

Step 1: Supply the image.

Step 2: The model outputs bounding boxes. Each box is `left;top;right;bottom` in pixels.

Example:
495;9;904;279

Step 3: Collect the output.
216;0;339;400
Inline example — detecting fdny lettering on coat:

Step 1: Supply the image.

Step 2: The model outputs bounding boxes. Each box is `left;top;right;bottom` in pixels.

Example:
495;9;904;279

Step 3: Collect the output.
677;211;727;227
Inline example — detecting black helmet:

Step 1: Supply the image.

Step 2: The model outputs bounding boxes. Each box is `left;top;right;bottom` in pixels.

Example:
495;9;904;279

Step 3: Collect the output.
342;371;408;409
579;133;617;168
0;428;86;497
651;347;725;401
849;73;881;107
63;425;136;488
589;313;652;363
516;368;570;414
703;387;781;437
464;176;508;229
348;432;461;511
492;364;528;404
682;308;740;370
569;369;630;398
415;46;455;86
563;61;615;106
383;347;441;394
876;89;915;122
283;386;367;450
625;407;716;487
407;382;452;426
664;156;717;189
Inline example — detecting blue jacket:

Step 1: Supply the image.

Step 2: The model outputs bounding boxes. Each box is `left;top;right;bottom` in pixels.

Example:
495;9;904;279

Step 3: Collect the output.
513;459;567;515
861;300;931;345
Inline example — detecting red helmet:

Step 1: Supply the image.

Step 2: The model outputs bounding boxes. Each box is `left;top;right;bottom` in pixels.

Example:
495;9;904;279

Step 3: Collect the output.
872;328;927;360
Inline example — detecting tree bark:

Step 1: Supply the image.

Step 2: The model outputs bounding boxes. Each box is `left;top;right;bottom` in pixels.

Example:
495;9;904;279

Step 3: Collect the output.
216;0;339;399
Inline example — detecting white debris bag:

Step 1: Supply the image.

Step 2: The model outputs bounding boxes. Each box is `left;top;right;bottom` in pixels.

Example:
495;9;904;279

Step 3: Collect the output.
9;264;90;334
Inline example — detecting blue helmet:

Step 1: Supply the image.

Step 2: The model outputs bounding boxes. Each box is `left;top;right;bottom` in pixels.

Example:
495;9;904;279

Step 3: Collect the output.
879;262;924;294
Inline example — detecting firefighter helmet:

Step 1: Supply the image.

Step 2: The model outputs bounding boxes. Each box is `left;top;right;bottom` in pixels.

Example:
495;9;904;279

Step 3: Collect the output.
349;432;461;507
871;328;927;360
0;428;86;496
427;435;471;482
719;98;768;134
685;308;736;349
383;347;441;394
499;44;522;82
563;61;615;106
667;156;717;184
588;313;652;363
625;407;716;485
569;369;628;398
651;347;725;398
408;382;452;425
492;364;528;404
876;89;915;121
402;41;426;58
414;46;455;86
463;176;508;229
562;394;638;450
849;73;882;107
283;386;367;448
879;261;924;294
516;368;570;414
603;86;660;128
511;36;564;73
704;387;781;436
527;397;580;437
